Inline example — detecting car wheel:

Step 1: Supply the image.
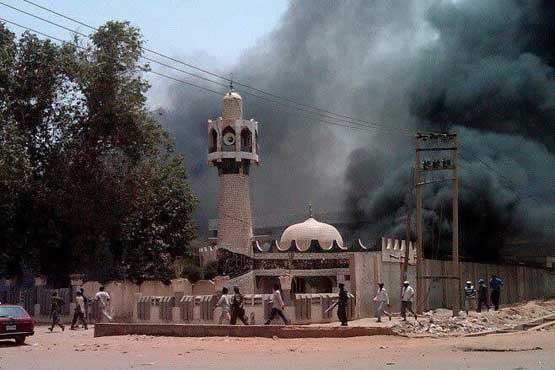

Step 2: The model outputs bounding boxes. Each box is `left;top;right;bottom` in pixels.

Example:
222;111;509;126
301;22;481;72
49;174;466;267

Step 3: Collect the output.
15;336;26;345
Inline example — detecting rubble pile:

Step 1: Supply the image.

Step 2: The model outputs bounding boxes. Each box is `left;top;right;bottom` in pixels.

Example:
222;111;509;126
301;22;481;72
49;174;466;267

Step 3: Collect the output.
392;299;555;336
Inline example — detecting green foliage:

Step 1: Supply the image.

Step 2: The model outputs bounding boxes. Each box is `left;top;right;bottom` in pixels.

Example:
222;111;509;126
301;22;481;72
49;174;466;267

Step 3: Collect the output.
203;261;219;281
0;21;197;282
181;263;203;284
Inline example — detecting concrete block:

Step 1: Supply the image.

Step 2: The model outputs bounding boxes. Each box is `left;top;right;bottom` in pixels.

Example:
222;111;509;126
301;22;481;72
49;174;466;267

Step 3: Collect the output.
172;307;181;322
133;293;142;322
150;304;160;323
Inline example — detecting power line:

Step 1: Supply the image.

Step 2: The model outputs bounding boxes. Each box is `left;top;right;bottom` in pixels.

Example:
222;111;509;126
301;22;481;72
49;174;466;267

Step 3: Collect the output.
14;0;414;135
4;3;544;198
0;16;401;136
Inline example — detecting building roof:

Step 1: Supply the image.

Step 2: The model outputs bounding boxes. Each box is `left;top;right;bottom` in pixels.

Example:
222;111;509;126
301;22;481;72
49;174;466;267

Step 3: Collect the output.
280;217;345;251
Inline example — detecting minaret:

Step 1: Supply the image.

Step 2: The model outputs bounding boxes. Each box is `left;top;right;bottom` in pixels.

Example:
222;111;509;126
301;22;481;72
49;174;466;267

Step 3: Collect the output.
207;85;259;256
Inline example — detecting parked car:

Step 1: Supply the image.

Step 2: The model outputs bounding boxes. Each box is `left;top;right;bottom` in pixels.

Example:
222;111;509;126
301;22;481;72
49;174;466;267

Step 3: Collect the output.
0;304;35;345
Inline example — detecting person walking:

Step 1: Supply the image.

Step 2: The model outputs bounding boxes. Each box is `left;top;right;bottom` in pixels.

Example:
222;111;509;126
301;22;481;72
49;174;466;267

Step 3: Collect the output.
489;274;503;311
94;286;113;321
70;291;88;330
48;291;65;332
373;282;392;322
214;287;232;324
463;281;476;315
401;280;417;321
79;287;90;321
476;278;490;312
325;283;349;326
265;284;289;325
230;286;249;325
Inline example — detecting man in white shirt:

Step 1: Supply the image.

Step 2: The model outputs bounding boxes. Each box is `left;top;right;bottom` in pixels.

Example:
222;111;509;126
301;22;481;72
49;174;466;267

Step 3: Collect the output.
70;291;88;330
214;287;232;324
373;282;392;322
401;280;417;321
94;286;113;321
264;284;289;325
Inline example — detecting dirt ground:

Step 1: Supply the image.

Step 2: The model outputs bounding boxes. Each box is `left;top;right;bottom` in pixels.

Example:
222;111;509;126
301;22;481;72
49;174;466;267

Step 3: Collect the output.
1;324;555;370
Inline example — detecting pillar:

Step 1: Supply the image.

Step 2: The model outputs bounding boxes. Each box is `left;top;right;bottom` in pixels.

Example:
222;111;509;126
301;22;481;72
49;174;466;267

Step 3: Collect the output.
34;276;47;317
133;293;142;322
279;274;293;305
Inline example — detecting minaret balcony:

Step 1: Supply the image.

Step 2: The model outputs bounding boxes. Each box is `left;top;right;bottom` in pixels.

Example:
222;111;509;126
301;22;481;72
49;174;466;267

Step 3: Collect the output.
208;150;259;164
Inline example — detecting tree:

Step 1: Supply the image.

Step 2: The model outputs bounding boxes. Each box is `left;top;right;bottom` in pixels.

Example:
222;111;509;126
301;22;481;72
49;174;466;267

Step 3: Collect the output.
0;21;197;283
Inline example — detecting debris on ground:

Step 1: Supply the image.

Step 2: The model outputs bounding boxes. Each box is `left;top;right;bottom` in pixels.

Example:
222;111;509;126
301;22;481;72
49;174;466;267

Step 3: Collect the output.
392;299;555;336
461;346;542;352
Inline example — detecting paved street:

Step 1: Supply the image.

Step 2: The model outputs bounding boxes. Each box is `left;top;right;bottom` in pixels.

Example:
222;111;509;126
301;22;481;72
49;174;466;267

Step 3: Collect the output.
1;325;554;370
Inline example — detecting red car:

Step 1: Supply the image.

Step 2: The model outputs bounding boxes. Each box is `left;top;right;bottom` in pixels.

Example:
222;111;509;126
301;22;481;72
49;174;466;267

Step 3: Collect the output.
0;304;35;345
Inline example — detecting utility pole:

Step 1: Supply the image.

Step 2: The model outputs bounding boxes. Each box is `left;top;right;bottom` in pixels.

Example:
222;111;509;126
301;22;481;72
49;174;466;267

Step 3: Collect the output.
415;141;423;314
451;135;460;315
414;132;460;316
401;168;414;286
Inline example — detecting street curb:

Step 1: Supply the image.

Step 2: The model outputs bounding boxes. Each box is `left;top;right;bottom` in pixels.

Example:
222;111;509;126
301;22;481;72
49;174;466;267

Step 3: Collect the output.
94;323;396;338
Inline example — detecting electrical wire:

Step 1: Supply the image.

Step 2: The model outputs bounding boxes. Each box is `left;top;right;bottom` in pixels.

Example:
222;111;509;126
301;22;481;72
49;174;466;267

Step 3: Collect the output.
12;0;414;135
0;16;400;136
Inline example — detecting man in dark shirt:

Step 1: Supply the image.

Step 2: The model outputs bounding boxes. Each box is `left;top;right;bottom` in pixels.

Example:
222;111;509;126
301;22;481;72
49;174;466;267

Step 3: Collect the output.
325;283;349;326
489;274;503;311
476;279;490;312
230;286;249;325
337;283;349;326
49;291;65;332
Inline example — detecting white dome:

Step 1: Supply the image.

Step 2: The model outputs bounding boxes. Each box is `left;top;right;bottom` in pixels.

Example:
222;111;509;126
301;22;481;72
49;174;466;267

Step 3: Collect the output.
279;217;345;252
223;90;242;100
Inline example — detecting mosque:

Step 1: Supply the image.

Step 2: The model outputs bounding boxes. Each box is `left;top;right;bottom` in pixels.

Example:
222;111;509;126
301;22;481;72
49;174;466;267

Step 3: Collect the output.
200;86;415;318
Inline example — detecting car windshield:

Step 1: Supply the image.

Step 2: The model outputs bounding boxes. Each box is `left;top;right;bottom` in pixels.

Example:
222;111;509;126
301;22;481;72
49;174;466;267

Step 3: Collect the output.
0;306;28;318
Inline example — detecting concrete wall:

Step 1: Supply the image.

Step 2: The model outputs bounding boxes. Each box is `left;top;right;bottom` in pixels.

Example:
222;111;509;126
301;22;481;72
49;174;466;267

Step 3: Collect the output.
192;280;216;295
139;281;172;296
351;252;378;318
105;282;140;320
79;279;192;320
229;271;256;293
79;256;555;322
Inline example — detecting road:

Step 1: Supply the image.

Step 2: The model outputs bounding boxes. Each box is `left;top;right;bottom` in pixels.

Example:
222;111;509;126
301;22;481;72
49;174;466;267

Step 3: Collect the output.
1;325;554;370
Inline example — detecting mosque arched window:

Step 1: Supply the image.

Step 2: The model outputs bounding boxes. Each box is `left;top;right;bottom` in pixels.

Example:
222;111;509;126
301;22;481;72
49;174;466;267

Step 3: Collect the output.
241;128;252;152
209;129;217;153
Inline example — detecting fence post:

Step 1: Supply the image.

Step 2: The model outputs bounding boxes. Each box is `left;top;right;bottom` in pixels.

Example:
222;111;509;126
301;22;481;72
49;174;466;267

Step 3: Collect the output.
34;276;47;317
133;293;142;322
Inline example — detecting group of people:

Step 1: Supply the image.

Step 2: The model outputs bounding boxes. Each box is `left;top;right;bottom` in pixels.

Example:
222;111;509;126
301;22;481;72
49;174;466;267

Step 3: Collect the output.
214;282;351;326
372;280;416;322
370;274;504;323
48;274;504;330
214;286;250;325
48;286;113;332
463;274;504;314
214;284;292;326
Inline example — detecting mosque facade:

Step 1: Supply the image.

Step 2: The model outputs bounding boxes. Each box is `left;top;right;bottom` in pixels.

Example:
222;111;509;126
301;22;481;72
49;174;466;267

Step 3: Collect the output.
201;87;416;318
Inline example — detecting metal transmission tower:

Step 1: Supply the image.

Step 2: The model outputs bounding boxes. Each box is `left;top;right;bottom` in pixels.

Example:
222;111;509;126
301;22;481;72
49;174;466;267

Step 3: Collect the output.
414;132;460;316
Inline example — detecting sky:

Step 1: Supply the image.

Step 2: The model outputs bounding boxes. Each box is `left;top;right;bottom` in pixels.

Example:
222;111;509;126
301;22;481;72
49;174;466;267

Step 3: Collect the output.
1;0;288;79
3;0;554;248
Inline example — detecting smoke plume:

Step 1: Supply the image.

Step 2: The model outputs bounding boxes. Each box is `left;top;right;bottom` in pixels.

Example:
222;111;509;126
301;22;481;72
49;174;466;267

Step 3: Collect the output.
159;0;555;260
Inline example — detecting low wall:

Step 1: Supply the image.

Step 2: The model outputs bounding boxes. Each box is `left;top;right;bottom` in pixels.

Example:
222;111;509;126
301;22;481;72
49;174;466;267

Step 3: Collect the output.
80;279;195;320
133;293;355;325
94;323;394;338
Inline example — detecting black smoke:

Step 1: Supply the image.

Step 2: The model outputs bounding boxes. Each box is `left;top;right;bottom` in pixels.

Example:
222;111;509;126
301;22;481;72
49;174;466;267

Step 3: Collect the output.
158;0;555;261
